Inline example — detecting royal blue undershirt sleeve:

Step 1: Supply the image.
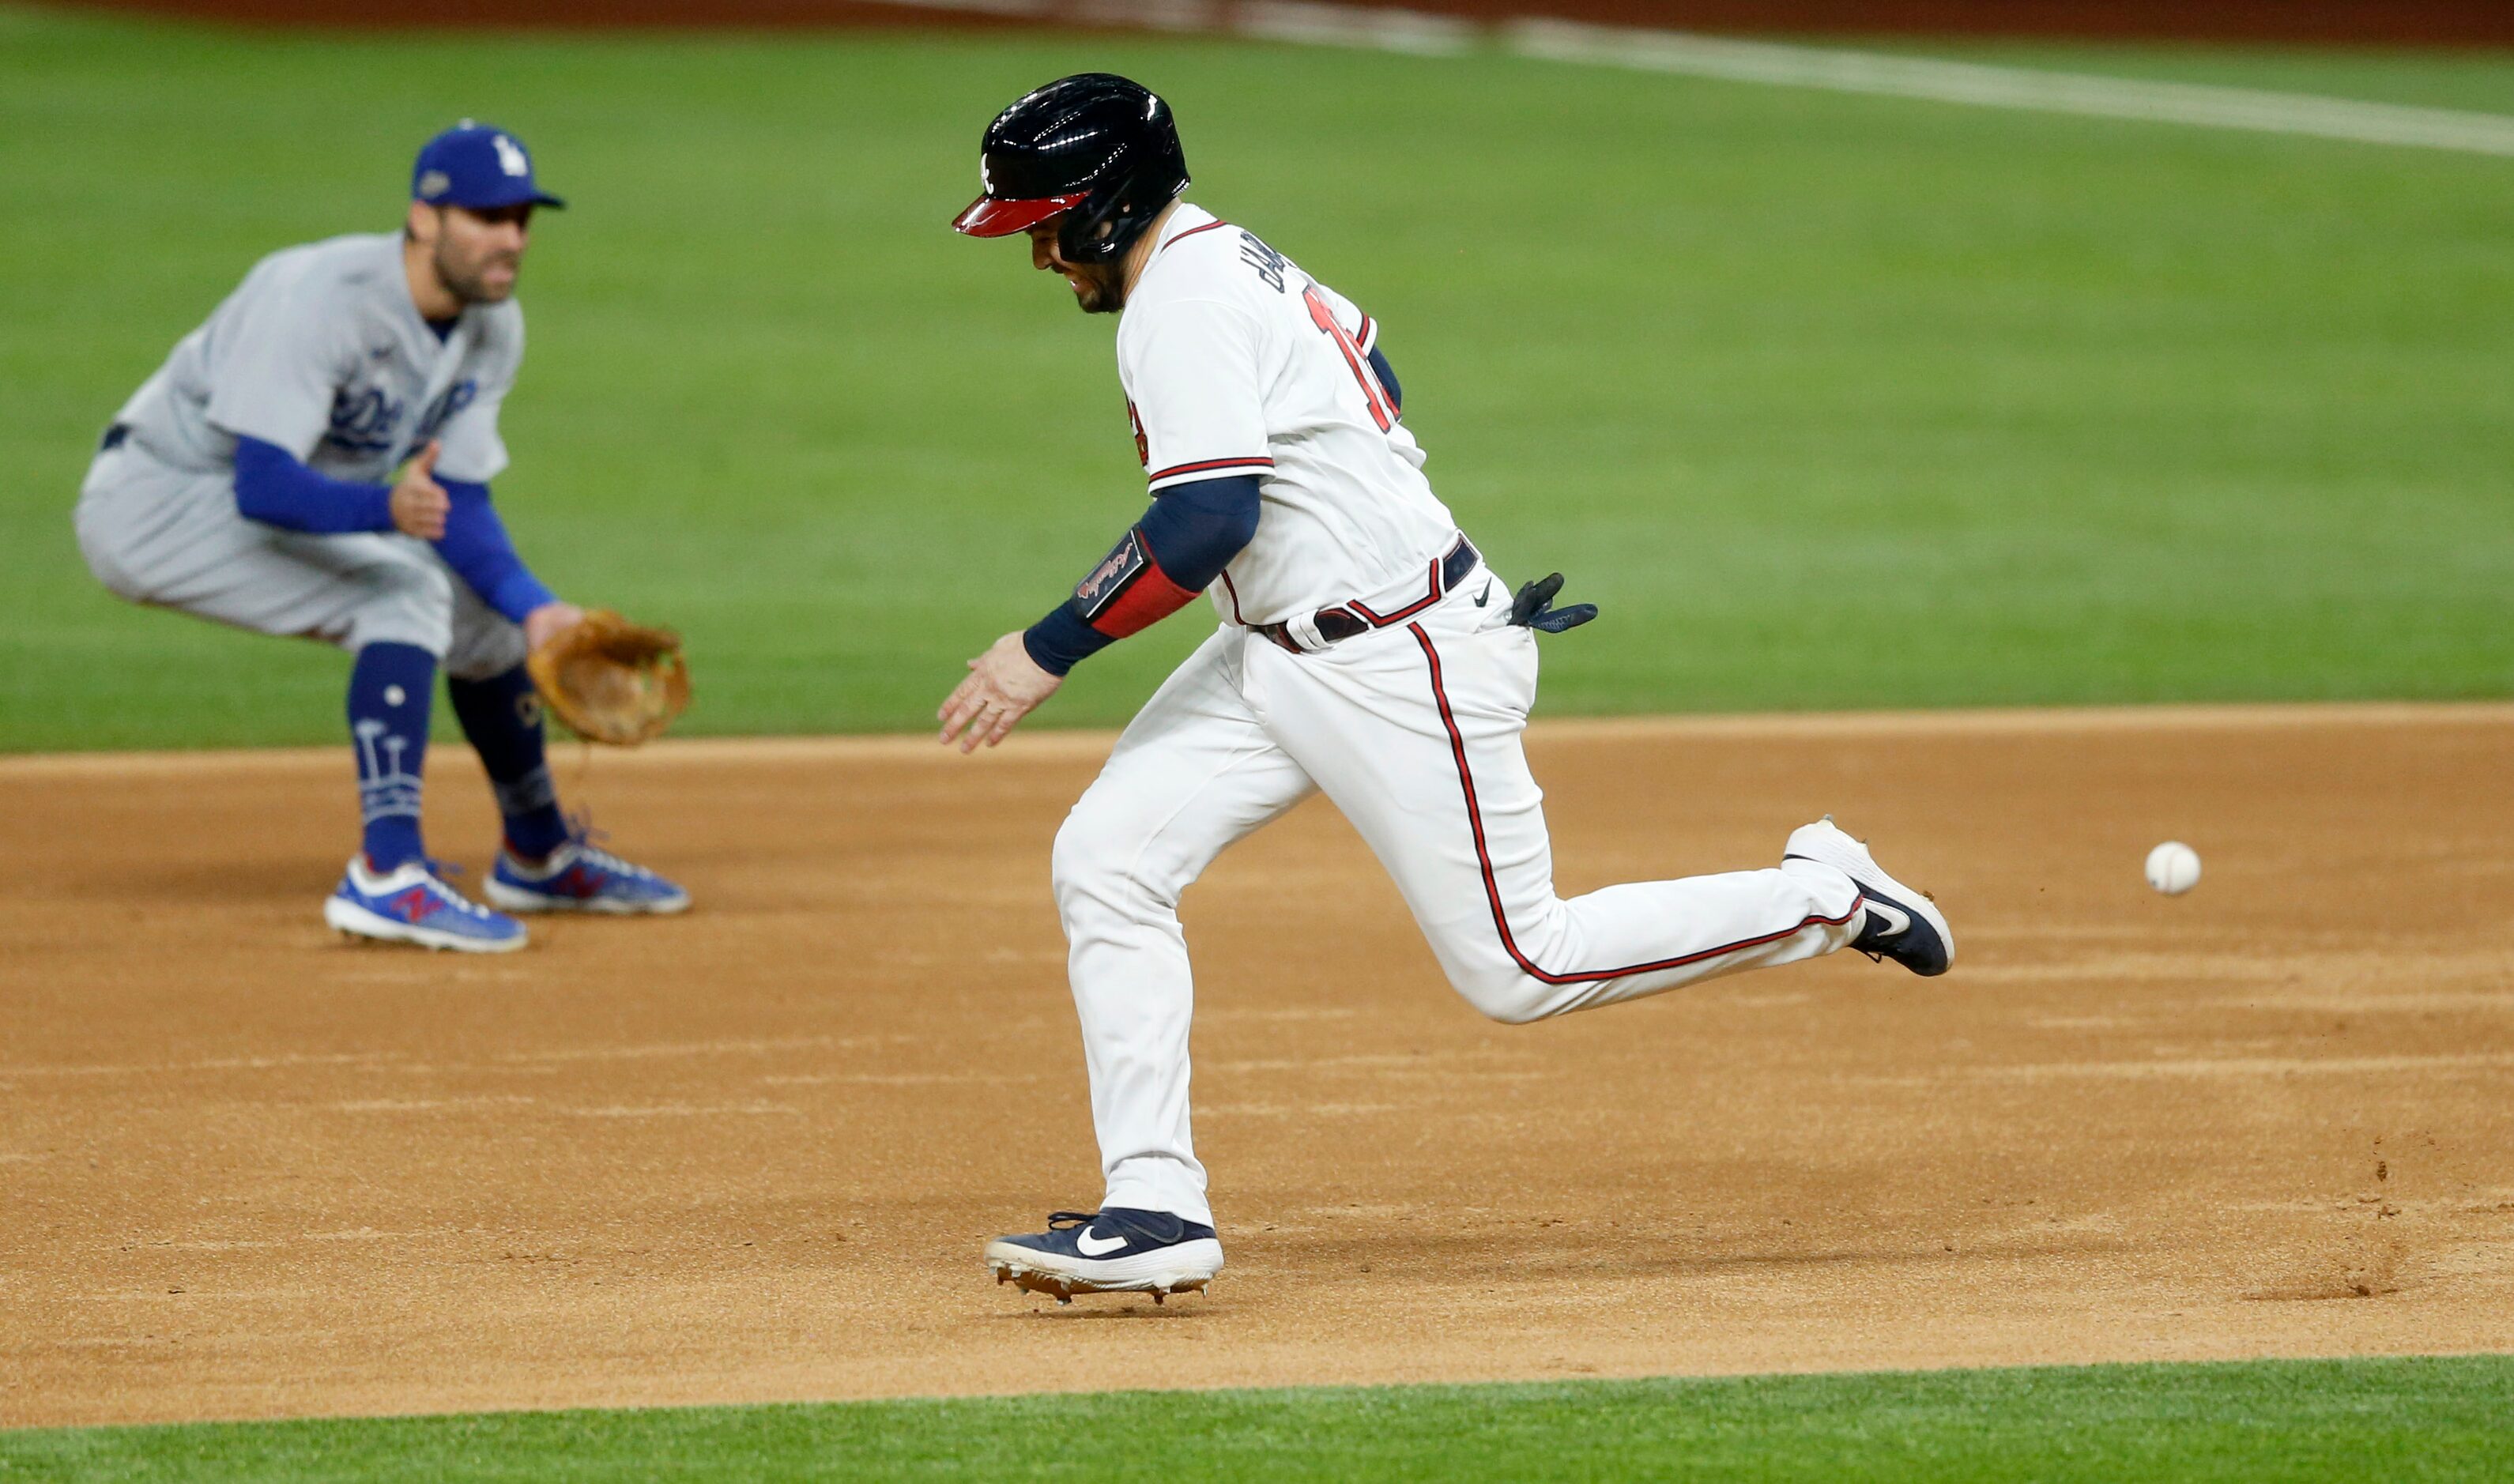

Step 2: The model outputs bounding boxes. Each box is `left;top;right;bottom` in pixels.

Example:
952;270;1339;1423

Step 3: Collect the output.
232;435;396;534
232;438;554;623
1022;474;1263;676
435;479;560;625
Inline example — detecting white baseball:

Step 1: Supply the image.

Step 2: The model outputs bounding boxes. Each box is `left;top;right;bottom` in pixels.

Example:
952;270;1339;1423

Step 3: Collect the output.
2145;842;2201;895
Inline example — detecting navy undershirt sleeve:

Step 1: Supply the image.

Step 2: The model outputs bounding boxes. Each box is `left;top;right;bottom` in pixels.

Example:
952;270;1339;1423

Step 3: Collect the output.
435;479;559;625
1367;345;1401;412
232;435;395;534
1137;474;1262;590
1021;474;1264;676
1022;604;1107;678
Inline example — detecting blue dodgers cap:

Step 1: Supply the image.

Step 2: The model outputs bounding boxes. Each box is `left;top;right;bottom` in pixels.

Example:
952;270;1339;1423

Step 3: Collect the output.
411;121;566;211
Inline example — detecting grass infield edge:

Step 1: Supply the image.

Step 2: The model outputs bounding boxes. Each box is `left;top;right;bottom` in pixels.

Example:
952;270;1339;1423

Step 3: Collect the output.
4;1354;2512;1480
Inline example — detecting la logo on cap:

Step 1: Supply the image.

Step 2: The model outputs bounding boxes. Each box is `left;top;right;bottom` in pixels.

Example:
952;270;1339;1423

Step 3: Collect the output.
492;134;529;178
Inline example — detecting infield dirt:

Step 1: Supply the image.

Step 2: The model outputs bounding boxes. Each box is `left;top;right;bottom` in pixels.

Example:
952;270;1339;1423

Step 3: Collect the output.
6;706;2512;1427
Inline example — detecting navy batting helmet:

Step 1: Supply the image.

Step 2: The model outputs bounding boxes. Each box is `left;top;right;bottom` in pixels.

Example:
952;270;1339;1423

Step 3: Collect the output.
951;74;1189;265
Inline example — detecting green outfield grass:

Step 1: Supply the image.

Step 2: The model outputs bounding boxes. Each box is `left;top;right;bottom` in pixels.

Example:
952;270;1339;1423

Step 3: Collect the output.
2;7;2508;750
4;1356;2509;1481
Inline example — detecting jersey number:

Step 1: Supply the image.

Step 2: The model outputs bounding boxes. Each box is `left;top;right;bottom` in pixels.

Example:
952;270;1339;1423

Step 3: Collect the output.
1304;285;1396;433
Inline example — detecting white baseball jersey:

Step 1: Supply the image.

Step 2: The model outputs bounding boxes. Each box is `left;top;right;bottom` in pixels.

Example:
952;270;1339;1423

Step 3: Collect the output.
1046;204;1878;1234
107;232;521;486
1119;204;1458;626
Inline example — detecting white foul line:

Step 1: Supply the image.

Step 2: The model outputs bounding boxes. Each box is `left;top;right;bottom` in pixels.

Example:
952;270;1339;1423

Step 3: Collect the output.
876;0;2514;158
1235;2;1477;55
1502;19;2514;157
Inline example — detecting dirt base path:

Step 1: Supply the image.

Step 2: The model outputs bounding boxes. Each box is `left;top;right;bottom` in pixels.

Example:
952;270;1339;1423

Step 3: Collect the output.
6;706;2512;1428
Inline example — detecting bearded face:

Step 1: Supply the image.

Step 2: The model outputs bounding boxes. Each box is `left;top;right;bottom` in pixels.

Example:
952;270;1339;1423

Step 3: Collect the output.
421;204;531;306
1027;220;1131;315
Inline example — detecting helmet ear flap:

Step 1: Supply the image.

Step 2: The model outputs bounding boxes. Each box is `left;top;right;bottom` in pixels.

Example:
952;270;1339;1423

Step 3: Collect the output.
1054;161;1191;263
1056;175;1138;264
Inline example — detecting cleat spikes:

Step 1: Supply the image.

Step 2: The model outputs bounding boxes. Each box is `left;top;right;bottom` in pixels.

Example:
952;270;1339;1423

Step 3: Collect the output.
983;1212;1223;1302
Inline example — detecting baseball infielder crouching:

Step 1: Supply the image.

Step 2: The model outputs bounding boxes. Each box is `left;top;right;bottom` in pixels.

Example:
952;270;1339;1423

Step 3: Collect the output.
942;77;1958;1304
76;123;688;951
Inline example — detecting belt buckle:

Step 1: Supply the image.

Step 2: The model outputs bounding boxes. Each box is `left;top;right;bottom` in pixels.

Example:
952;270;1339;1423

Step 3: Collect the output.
1283;608;1336;652
1315;606;1370;645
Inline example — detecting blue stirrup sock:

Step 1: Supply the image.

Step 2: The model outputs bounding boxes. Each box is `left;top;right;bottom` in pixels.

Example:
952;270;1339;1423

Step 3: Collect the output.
449;664;569;861
349;642;436;872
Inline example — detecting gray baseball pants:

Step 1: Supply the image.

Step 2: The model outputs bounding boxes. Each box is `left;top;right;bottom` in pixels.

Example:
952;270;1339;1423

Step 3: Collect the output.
75;439;526;679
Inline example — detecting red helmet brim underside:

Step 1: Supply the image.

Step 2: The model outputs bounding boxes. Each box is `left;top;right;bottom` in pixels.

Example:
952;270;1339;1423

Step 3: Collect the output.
952;193;1085;237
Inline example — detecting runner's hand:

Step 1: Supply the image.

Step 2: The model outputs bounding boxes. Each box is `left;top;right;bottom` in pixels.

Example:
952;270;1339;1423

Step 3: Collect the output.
940;631;1062;753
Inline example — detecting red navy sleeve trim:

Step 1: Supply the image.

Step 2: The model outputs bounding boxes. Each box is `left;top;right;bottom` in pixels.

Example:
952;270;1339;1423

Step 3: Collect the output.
1149;455;1273;484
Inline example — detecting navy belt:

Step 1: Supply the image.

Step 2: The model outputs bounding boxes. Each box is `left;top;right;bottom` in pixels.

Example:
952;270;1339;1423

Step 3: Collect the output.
99;423;130;453
1254;535;1480;654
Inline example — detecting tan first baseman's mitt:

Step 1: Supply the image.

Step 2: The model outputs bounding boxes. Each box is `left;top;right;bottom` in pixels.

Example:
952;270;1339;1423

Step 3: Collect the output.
526;608;692;746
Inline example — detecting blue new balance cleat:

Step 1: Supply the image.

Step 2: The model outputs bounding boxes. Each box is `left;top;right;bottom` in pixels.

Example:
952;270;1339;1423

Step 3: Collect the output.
1782;815;1954;977
985;1208;1223;1305
484;838;690;916
324;857;528;953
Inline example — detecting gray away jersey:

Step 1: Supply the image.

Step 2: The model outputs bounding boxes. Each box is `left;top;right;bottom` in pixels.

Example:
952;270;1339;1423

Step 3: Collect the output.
109;233;522;486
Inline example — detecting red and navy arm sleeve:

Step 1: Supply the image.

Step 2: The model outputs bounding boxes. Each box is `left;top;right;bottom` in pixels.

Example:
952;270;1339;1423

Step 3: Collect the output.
1022;475;1261;676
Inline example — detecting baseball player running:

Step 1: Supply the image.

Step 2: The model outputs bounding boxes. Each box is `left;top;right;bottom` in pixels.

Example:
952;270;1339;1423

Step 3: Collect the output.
944;75;1953;1305
75;123;688;952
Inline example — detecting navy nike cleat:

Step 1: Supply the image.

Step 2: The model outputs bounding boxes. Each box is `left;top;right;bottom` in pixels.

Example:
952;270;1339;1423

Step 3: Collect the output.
1782;816;1954;977
985;1208;1223;1305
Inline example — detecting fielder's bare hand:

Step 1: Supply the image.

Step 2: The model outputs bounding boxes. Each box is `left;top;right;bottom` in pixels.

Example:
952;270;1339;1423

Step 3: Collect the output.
524;600;586;654
390;440;449;540
940;630;1062;753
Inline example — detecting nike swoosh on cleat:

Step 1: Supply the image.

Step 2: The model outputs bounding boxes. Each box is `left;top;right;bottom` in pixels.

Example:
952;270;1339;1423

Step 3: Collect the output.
1076;1227;1128;1256
1864;901;1911;938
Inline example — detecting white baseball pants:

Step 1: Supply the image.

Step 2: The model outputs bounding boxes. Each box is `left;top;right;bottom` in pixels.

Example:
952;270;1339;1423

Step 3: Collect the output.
1052;559;1867;1226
